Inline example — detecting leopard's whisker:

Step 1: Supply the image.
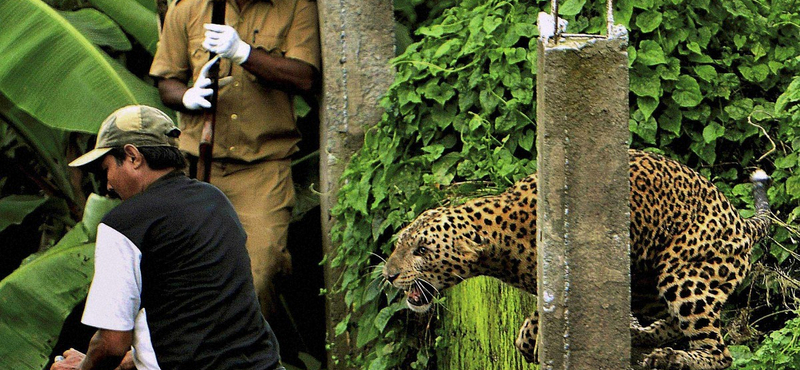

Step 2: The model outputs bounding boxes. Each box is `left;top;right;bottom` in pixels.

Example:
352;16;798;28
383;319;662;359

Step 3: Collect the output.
366;264;385;275
418;277;440;296
370;252;388;263
415;280;433;303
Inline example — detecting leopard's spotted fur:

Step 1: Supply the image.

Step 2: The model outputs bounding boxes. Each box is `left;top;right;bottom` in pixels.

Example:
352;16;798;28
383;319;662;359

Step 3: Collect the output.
383;150;771;370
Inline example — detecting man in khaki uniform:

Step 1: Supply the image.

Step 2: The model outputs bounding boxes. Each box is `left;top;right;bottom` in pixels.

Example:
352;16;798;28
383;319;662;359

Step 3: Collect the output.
149;0;320;320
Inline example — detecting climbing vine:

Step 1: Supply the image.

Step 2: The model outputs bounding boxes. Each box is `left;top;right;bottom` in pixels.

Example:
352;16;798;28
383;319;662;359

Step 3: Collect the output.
330;0;800;368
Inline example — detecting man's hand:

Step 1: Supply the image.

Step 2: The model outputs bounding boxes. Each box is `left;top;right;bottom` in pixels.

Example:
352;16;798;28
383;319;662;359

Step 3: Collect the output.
203;24;251;65
50;348;134;370
113;350;135;370
182;56;233;110
51;348;85;370
52;330;132;370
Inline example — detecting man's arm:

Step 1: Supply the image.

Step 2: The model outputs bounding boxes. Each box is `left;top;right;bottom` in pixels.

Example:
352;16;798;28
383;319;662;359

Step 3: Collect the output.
240;48;316;93
158;78;190;112
51;330;132;370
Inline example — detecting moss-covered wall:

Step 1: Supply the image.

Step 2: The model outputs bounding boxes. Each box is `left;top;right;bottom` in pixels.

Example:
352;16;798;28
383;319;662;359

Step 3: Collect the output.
438;276;538;369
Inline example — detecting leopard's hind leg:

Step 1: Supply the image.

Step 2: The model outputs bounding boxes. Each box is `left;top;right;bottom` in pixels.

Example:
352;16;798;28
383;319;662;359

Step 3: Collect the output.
631;316;683;347
643;263;734;370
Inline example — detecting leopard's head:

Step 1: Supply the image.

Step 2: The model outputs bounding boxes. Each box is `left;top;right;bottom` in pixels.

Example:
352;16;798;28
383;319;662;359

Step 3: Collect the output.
383;208;484;312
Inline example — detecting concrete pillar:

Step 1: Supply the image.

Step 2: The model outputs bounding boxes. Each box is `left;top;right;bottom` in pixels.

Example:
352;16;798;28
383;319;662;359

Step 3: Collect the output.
317;1;395;368
535;23;631;369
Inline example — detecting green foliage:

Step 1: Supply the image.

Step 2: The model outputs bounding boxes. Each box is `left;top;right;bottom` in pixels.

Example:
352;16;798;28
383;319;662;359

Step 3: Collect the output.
0;0;168;135
0;0;167;271
58;8;133;52
0;195;49;233
1;95;79;216
87;0;160;54
333;0;800;368
393;0;458;53
0;194;119;370
731;314;800;369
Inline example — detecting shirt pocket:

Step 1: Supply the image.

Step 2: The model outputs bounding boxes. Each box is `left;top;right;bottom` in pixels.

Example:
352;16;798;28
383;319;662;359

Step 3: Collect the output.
243;33;286;83
252;33;286;56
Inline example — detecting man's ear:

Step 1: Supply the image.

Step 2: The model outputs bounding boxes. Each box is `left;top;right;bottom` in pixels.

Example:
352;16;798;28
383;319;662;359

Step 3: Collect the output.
122;144;143;167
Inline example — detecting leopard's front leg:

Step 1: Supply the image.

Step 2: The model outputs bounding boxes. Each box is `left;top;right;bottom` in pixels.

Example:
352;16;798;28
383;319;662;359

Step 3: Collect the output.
515;309;539;363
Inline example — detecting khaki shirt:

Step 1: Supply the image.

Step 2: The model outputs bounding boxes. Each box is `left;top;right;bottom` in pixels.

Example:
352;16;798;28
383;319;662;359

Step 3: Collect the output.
150;0;320;162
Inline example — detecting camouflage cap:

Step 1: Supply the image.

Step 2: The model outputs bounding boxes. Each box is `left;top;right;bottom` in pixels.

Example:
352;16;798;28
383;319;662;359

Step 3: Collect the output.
69;105;181;167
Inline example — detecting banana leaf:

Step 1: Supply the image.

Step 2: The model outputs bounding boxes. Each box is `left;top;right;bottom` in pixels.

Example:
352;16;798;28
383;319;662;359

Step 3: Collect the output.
0;0;169;134
133;0;158;13
88;0;160;55
0;194;119;370
0;195;49;234
41;0;91;11
58;8;132;52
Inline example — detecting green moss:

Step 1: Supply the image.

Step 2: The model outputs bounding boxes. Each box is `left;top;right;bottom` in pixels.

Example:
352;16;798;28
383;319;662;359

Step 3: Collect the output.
438;277;538;369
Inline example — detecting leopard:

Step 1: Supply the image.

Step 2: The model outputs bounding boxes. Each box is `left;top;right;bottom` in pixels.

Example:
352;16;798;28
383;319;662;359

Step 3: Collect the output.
383;149;771;370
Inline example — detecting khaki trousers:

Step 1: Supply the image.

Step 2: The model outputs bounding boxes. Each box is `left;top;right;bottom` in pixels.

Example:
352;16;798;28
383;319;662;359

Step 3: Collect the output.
209;159;294;320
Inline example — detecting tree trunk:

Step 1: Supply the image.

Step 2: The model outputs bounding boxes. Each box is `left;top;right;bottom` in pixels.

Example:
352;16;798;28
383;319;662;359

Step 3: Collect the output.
438;277;538;370
317;1;395;368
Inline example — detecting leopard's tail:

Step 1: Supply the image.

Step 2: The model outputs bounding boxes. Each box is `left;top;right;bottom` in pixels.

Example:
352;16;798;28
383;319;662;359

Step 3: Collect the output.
747;169;772;242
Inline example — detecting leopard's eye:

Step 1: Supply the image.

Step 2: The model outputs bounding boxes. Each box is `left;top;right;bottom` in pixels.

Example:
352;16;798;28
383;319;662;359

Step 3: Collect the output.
413;246;428;256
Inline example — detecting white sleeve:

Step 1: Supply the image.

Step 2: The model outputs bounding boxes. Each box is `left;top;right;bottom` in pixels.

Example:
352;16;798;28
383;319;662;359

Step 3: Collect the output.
81;223;142;331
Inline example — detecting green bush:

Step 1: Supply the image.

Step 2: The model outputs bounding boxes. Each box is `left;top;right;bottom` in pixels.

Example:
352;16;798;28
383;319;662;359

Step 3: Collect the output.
731;314;800;369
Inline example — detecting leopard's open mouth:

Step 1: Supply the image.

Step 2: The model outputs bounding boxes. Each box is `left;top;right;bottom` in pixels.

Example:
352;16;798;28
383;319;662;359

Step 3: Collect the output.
405;280;436;312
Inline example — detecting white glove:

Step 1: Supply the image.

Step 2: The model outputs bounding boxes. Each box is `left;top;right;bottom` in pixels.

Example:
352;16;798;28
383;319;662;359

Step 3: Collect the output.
203;24;251;65
182;56;233;110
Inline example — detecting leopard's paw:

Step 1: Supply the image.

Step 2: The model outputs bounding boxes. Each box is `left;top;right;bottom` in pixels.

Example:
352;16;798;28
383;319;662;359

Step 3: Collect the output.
641;347;689;370
515;318;538;363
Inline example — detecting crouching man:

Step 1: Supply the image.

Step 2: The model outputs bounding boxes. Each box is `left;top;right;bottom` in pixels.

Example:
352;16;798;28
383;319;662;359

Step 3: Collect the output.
52;105;284;370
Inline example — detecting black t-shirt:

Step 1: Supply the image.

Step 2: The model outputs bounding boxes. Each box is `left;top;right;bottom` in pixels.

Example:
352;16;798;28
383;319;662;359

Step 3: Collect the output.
82;172;280;369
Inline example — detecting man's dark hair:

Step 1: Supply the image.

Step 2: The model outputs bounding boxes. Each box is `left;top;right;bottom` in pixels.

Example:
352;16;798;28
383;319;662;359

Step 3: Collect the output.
108;146;187;170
